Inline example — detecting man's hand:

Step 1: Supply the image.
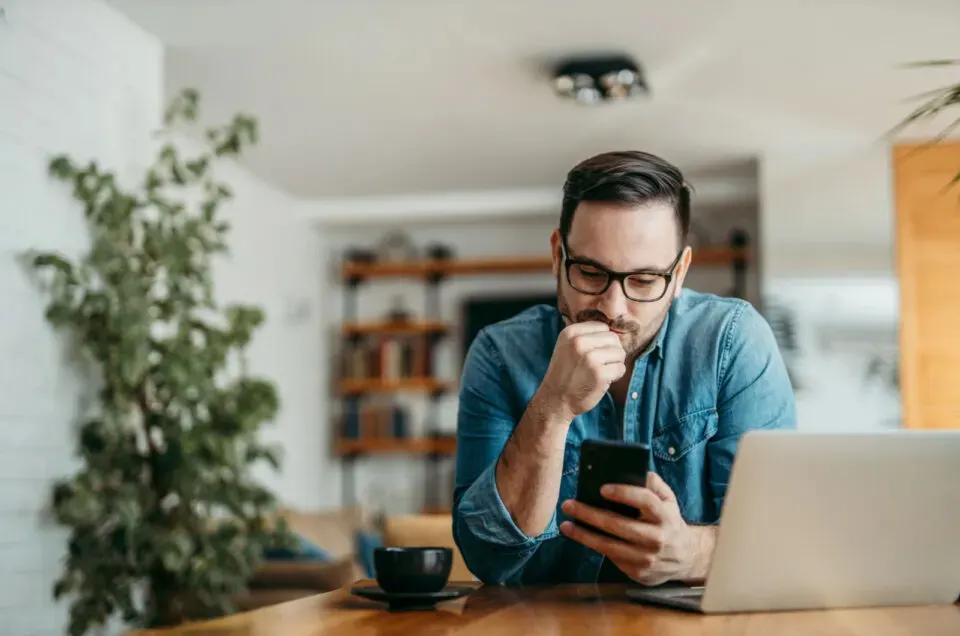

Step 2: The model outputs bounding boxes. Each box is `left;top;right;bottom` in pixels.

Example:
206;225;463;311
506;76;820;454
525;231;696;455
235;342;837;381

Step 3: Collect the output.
537;321;626;420
559;472;716;586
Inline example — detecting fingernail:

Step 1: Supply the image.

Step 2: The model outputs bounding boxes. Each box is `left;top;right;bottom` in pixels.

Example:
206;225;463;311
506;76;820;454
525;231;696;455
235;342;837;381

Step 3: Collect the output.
601;485;613;496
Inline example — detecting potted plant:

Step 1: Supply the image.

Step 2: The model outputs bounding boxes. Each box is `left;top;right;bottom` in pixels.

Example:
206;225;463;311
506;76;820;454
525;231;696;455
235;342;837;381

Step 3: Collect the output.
28;89;295;635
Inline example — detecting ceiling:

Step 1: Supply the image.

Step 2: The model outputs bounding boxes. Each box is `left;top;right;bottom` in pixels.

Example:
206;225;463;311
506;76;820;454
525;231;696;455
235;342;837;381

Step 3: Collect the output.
109;0;960;199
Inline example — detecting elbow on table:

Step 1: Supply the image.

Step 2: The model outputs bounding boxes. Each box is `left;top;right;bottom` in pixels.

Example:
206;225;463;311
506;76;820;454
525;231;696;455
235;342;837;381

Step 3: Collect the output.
452;511;528;586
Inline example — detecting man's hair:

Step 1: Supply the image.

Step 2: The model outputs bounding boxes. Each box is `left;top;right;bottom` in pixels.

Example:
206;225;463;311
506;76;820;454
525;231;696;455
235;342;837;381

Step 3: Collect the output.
559;150;691;245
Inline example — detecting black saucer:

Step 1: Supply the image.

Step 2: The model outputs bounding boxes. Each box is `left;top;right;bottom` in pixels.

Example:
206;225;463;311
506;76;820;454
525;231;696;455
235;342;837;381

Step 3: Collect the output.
350;584;473;610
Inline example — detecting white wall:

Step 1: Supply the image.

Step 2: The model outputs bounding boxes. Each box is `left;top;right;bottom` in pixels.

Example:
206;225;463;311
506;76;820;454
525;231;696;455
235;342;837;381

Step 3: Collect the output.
321;200;758;515
0;1;162;634
760;144;901;432
202;147;328;513
0;2;326;634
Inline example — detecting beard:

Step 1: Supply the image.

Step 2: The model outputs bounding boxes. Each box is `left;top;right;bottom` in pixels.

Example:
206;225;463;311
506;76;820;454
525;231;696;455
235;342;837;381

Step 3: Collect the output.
556;275;671;359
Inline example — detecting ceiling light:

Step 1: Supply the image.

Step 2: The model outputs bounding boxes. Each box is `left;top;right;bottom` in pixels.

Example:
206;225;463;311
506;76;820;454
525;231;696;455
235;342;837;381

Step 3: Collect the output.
551;54;650;106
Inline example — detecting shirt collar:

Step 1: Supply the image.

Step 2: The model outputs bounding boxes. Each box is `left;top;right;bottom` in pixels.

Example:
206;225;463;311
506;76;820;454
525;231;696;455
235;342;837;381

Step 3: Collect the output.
644;311;670;360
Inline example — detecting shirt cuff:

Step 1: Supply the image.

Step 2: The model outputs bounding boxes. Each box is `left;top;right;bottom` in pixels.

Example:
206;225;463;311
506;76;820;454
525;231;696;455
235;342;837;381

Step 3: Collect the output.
457;460;560;550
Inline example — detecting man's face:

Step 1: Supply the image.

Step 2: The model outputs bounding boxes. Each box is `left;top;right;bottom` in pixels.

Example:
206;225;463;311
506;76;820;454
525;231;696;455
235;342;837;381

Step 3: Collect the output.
551;200;691;358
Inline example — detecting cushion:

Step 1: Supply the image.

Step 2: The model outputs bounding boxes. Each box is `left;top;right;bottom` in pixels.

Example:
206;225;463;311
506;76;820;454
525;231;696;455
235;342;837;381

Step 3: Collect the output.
355;529;383;578
383;514;476;582
273;507;367;561
264;533;331;561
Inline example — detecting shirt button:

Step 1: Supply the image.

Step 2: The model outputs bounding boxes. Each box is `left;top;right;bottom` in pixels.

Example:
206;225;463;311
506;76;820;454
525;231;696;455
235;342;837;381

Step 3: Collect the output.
667;447;676;456
630;392;638;399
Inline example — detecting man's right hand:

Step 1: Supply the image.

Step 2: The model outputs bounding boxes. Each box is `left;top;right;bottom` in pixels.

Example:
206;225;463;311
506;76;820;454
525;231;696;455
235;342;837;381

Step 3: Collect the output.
538;321;626;419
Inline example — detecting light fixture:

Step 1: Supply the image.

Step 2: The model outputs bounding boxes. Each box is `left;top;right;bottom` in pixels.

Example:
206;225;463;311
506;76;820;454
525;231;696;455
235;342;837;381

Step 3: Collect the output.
551;54;650;105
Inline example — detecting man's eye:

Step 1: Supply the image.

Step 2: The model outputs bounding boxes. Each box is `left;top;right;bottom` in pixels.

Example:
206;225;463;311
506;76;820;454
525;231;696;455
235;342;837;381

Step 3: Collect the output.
577;266;606;279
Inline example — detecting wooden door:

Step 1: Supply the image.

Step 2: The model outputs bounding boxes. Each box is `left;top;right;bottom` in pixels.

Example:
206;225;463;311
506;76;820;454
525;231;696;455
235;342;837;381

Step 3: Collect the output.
894;142;960;429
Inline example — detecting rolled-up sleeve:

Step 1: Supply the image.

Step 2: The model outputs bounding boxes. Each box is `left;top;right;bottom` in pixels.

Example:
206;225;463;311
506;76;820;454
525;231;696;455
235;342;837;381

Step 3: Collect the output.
453;330;555;584
707;303;797;518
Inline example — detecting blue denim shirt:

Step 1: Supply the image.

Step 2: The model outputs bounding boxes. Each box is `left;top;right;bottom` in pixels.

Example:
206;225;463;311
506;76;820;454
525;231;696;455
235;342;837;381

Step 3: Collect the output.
452;289;796;585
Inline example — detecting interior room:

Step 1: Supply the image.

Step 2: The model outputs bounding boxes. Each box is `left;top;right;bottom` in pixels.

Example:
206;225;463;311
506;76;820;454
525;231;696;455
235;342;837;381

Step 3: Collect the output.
2;0;958;634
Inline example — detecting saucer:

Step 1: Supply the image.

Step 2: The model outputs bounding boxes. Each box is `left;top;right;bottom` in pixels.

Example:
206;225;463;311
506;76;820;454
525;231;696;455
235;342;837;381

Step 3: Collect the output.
350;584;473;610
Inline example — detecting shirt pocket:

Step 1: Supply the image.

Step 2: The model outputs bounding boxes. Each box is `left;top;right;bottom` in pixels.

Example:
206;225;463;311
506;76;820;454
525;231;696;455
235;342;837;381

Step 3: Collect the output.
651;408;718;520
651;407;719;462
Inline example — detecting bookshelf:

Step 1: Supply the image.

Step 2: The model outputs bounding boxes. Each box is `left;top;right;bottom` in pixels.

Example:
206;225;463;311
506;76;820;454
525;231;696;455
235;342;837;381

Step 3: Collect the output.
334;233;752;512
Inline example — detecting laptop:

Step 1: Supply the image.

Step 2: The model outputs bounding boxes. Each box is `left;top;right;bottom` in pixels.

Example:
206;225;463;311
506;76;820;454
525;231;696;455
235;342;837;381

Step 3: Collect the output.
626;429;960;613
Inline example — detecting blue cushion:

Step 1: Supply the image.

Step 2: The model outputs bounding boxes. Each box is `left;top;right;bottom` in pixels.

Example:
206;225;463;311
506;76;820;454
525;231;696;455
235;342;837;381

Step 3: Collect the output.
354;529;383;578
264;533;332;561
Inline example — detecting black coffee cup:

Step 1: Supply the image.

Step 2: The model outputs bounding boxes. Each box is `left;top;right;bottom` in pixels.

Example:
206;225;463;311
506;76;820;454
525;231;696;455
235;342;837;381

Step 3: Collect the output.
373;546;453;594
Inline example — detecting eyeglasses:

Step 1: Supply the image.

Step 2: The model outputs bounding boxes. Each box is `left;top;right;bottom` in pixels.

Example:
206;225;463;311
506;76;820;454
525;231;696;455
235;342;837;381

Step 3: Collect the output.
560;236;684;303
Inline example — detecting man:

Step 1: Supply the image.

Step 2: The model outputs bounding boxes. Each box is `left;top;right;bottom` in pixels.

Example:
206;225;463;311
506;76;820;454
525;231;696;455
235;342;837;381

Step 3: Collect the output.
452;150;796;586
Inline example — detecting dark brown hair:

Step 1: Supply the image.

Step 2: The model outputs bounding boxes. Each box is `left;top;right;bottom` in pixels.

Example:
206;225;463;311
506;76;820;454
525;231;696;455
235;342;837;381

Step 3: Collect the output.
560;150;691;245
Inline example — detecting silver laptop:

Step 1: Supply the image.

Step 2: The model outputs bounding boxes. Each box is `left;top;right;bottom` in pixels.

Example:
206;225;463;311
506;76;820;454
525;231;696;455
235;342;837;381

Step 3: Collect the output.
627;429;960;613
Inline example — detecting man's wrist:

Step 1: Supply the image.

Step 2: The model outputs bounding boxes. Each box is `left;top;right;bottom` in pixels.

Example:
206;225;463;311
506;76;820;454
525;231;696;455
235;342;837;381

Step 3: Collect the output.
682;525;717;583
530;385;577;426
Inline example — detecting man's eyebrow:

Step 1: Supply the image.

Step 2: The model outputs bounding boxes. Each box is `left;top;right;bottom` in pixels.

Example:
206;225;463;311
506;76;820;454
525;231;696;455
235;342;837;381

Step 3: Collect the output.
567;248;666;273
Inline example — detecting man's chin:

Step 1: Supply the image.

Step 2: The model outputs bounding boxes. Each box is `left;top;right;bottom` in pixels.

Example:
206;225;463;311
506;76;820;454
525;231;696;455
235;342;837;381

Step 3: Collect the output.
616;331;649;357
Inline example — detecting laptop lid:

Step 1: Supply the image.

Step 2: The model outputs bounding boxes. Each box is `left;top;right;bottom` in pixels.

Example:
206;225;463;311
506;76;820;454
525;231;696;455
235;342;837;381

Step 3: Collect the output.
700;430;960;613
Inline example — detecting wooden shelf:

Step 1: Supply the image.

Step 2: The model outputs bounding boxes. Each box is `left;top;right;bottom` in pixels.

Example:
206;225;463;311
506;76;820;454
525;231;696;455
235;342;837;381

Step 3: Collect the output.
341;256;553;280
341;248;749;281
339;377;450;396
342;320;447;337
335;436;457;456
693;246;751;265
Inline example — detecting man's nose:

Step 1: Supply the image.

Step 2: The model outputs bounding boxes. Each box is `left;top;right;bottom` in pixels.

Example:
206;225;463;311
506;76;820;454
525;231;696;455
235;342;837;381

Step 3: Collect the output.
597;280;630;318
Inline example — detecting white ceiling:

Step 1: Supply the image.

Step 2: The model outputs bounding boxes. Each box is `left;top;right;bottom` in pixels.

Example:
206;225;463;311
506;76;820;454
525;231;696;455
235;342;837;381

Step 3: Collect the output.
109;0;960;199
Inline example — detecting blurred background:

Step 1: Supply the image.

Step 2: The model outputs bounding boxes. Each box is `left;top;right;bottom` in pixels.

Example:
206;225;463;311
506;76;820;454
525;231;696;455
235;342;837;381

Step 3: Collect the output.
2;0;959;633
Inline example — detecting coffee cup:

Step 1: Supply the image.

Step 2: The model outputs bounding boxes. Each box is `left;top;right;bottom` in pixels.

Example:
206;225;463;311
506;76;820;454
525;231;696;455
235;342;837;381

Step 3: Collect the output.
373;546;453;594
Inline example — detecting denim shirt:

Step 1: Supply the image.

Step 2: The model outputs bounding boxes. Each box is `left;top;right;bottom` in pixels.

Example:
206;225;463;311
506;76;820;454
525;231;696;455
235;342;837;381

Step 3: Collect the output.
452;289;797;585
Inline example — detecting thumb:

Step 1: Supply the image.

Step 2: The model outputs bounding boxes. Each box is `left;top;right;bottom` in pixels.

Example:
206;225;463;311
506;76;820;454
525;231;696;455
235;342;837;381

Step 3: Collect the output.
646;472;676;503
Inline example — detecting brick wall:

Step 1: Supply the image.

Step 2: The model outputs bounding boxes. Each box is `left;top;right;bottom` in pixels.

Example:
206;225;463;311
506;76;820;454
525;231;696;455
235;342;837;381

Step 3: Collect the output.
0;1;162;634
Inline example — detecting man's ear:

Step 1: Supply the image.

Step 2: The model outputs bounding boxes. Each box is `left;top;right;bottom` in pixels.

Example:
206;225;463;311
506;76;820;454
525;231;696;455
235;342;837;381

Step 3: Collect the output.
672;246;693;299
549;229;562;278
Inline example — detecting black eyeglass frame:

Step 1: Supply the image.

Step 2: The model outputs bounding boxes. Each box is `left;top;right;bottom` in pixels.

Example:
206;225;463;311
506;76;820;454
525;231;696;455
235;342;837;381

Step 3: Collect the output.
560;235;685;303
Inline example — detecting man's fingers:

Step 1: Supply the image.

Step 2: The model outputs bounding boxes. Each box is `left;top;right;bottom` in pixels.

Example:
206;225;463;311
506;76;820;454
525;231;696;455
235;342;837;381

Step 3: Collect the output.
560;500;664;550
645;472;677;503
563;321;614;336
599;484;665;523
600;362;627;383
585;345;626;367
559;520;658;564
574;331;625;352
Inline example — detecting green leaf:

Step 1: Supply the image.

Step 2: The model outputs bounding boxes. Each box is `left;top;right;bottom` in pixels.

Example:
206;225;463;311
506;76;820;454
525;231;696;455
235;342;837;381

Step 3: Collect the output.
49;155;76;180
246;444;282;470
186;157;209;178
32;252;76;280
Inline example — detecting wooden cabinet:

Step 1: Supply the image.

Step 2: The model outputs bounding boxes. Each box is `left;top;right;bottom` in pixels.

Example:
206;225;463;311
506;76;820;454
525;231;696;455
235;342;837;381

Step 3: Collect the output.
894;142;960;429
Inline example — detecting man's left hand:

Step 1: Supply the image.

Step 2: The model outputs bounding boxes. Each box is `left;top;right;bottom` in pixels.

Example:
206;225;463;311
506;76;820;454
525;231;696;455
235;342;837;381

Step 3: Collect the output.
559;472;714;586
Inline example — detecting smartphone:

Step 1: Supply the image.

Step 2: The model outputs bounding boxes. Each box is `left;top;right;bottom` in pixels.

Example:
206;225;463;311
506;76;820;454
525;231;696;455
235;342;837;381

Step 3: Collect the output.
575;439;650;532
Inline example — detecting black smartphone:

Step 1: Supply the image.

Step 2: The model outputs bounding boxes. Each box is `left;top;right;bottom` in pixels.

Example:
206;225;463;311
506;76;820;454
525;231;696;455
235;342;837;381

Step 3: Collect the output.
575;439;650;532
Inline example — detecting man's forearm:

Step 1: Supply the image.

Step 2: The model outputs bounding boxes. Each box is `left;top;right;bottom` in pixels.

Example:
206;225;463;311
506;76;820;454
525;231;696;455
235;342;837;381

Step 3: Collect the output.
682;525;718;583
495;389;573;538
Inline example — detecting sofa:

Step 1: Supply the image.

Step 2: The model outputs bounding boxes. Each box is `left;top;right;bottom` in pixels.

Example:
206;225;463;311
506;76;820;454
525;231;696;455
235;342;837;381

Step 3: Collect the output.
235;507;474;611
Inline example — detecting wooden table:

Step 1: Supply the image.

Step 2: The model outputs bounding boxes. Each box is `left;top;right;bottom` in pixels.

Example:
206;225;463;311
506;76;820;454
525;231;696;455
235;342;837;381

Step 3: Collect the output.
136;582;960;635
